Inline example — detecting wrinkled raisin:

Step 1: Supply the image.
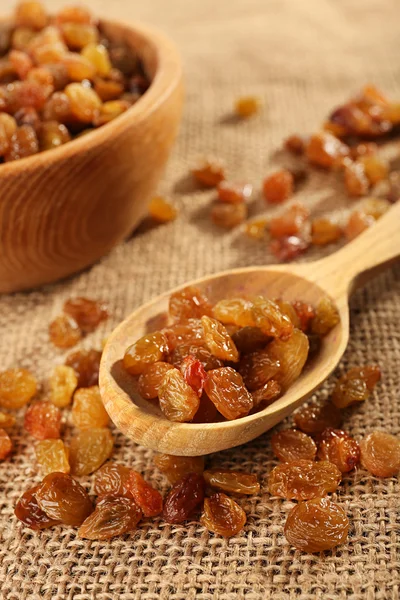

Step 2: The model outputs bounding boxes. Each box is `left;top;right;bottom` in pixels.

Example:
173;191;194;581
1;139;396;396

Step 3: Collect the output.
238;350;280;391
263;169;294;204
49;315;81;349
306;132;349;168
268;459;341;500
360;155;388;185
65;349;102;388
153;454;205;484
35;439;70;476
39;121;71;151
311;297;340;336
360;431;400;477
231;326;270;354
200;492;246;537
63;297;108;333
124;331;169;376
163;319;204;350
204;367;253;420
0;368;38;409
265;329;309;390
72;386;109;429
170;342;224;371
180;355;207;397
169;286;213;323
344;161;369;197
24;401;61;440
192;157;225;187
163;473;205;524
251;296;294;340
69;428;114;476
94;463;133;497
294;401;342;435
201;316;239;362
317;429;360;472
285;134;306;155
129;471;163;517
65;83;101;122
213;298;255;328
270;236;310;261
138;362;174;400
311;218;342;246
4;124;39;161
0;428;12;460
332;365;381;408
271;429;317;462
251;379;281;408
292;301;316;333
211;202;248;229
217;181;253;204
269;202;310;239
15;485;60;530
36;472;93;526
78;496;142;540
204;469;260;495
55;5;93;25
49;365;77;408
61;23;98;50
158;368;200;422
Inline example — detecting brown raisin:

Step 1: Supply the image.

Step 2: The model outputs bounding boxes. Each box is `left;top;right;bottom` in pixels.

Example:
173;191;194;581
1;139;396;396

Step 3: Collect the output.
311;297;340;336
69;428;114;476
332;366;381;408
270;236;310;262
360;431;400;477
344;161;369;197
217;181;253;204
170;342;224;371
200;492;246;537
269;202;310;238
15;485;60;530
63;297;108;333
251;379;281;408
284;497;349;553
251;296;294;340
15;2;48;30
204;367;253;420
271;429;317;462
268;459;341;500
49;365;78;408
238;350;280;391
235;96;261;118
0;428;12;460
24;401;61;440
345;210;375;240
153;454;205;484
124;332;169;376
0;368;38;409
35;439;70;476
138;362;174;400
72;386;109;429
317;429;360;473
4;124;39;161
35;472;93;526
180;355;207;397
163;319;204;350
285;134;306;155
263;169;294;204
163;473;205;524
265;329;309;390
311;218;342;246
204;469;260;495
94;463;133;497
0;412;16;429
192;157;225;187
78;496;142;540
49;315;81;349
65;349;102;388
158;368;200;422
294;401;342;435
211;202;248;229
148;196;177;223
201;316;239;362
39;121;71;151
306;132;349;168
213;298;255;328
231;326;270;354
192;392;219;422
129;471;163;517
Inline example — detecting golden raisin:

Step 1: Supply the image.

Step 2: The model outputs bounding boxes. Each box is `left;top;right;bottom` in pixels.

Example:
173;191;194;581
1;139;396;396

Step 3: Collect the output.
15;2;48;30
35;472;93;526
65;83;102;123
123;331;169;376
61;23;98;50
65;349;102;388
268;459;341;500
15;485;60;530
251;379;281;408
81;43;111;77
78;496;142;540
251;296;294;340
0;368;38;409
192;157;225;187
63;297;108;333
138;362;174;400
24;401;61;440
204;469;260;495
0;429;12;460
39;121;71;151
158;368;200;422
294;401;342;435
263;170;294;204
244;218;268;240
311;297;340;336
129;471;163;517
359;155;389;185
217;181;253;204
213;298;255;328
271;429;317;462
311;218;342;246
360;431;400;477
332;365;381;408
317;429;360;473
204;367;253;420
71;386;109;429
35;439;70;476
306;132;349;168
49;315;81;349
148;196;177;223
211;202;248;229
153;454;205;484
201;316;239;362
235;96;261;118
200;492;246;537
169;286;213;323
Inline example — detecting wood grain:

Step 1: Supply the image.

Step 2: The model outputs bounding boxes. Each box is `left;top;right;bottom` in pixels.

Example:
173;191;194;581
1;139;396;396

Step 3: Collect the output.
0;19;183;293
100;201;400;456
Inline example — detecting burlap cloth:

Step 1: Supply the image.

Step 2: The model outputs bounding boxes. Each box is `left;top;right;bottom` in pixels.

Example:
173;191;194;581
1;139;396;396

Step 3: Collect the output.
1;0;400;598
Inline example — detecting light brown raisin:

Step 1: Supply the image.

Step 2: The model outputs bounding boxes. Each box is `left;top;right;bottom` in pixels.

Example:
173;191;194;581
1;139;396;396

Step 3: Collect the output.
268;459;341;500
24;401;61;440
138;362;174;400
251;296;294;340
192;157;225;187
69;428;114;476
285;134;306;155
211;202;248;229
294;401;342;435
49;365;78;408
15;485;60;530
204;367;253;420
170;342;224;371
265;329;309;390
213;298;255;328
35;439;70;476
63;297;108;333
65;83;101;122
158;368;200;422
360;431;400;477
345;210;375;240
94;463;133;497
204;469;260;495
180;355;207;397
39;121;71;151
65;349;102;388
200;492;246;537
4;124;39;161
169;286;213;323
306;132;349;168
235;96;261;117
317;429;360;473
360;155;388;185
72;386;109;429
148;196;177;223
0;412;16;429
55;5;94;25
124;332;169;376
201;316;239;362
311;218;342;246
263;169;294;204
15;2;48;30
163;473;205;524
129;471;163;517
332;365;381;408
0;368;38;409
78;496;142;540
311;297;340;336
36;472;93;526
251;379;281;408
244;218;268;239
162;319;204;350
269;202;310;239
0;428;12;460
231;326;270;354
271;429;317;462
153;454;205;484
238;350;280;391
217;181;253;204
49;315;81;349
61;23;98;50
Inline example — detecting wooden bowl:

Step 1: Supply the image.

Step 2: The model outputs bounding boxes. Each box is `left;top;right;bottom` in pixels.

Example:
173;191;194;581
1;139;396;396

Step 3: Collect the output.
0;19;183;294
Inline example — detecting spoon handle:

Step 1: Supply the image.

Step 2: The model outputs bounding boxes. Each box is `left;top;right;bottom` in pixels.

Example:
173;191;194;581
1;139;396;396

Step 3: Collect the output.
301;200;400;295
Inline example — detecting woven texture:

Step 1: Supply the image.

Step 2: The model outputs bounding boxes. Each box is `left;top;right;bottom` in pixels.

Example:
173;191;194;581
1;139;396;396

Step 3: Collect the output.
1;0;400;598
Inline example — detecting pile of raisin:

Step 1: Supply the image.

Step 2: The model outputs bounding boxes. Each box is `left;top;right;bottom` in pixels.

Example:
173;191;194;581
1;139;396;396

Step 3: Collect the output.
0;1;149;163
49;296;108;348
122;286;340;423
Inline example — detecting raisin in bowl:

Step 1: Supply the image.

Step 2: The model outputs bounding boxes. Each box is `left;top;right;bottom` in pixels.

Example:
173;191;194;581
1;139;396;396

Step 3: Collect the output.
0;5;183;293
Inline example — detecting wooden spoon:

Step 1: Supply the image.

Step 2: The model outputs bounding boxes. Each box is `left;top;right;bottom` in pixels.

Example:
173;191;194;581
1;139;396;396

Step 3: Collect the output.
100;202;400;456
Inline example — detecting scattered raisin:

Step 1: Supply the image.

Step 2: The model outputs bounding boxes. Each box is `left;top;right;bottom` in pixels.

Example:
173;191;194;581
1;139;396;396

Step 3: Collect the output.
65;349;102;388
244;218;268;239
269;202;310;238
149;196;177;223
263;169;294;204
35;472;93;526
49;365;77;408
317;429;360;472
271;429;317;462
78;496;142;540
360;431;400;477
306;132;349;168
24;401;61;440
217;181;253;204
332;366;381;408
153;454;205;484
211;202;248;229
200;492;246;537
344;161;369;197
285;134;306;155
163;473;205;524
15;485;60;530
63;297;108;333
192;157;225;187
235;96;261;118
69;428;114;476
345;210;375;240
49;315;81;349
204;469;260;495
35;439;70;476
294;401;342;435
129;471;163;517
204;367;253;420
71;386;109;429
0;428;12;460
0;368;38;409
268;459;341;500
311;218;342;246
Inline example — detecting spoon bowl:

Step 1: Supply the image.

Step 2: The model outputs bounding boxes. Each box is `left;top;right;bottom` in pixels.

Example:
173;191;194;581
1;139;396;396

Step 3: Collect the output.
100;202;400;455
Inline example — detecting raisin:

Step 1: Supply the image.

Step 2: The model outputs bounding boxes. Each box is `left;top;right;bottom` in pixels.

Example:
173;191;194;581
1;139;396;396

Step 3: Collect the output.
55;6;94;25
192;157;225;187
332;365;381;408
180;355;207;397
0;412;16;429
294;401;342;435
350;142;378;160
235;96;261;117
217;181;253;204
93;99;130;126
61;23;98;50
72;386;109;429
24;401;61;440
311;218;342;246
268;459;341;500
129;471;163;517
78;495;141;540
5;125;39;161
0;429;12;460
162;319;204;350
360;431;400;477
270;236;310;261
69;428;114;476
244;218;268;239
204;367;253;420
65;349;102;388
0;25;12;56
265;329;309;390
94;77;124;101
148;196;177;223
158;368;200;422
238;350;280;391
285;134;306;155
251;379;281;408
271;429;317;462
36;472;93;526
169;286;213;323
213;298;255;328
42;92;72;123
15;2;48;30
204;469;260;495
49;314;81;349
275;300;301;329
109;44;138;76
11;27;37;52
49;365;78;408
263;169;294;204
14;107;41;131
44;63;69;91
81;43;111;77
231;326;270;354
211;202;248;229
65;83;101;122
345;210;375;241
251;296;294;340
0;368;38;409
163;473;205;524
269;202;310;239
15;485;60;530
138;362;174;400
0;113;17;154
192;392;219;422
311;297;340;336
361;197;390;220
344;161;369;197
39;121;71;151
200;492;246;537
35;439;70;476
201;316;239;362
9;49;32;79
284;497;349;553
124;331;169;376
170;342;224;371
153;454;205;484
360;155;388;185
292;301;316;333
63;297;108;333
317;429;360;472
306;132;349;168
94;463;133;497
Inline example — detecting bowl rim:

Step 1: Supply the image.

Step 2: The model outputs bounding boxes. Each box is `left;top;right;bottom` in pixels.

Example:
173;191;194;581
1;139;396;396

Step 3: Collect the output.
0;17;183;173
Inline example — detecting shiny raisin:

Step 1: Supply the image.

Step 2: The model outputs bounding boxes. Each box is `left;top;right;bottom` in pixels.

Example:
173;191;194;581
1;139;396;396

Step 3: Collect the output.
292;301;316;333
129;471;163;517
317;429;360;472
163;473;205;524
35;439;70;476
72;386;109;429
153;454;205;484
265;329;309;390
213;298;255;328
201;316;239;362
124;331;169;376
15;485;60;530
263;169;294;204
204;469;260;495
94;463;133;497
15;2;48;30
192;157;225;187
65;349;102;388
163;319;204;350
200;492;246;537
63;297;108;333
0;412;16;429
5;124;39;161
180;355;207;397
148;196;177;223
251;379;281;408
268;459;341;500
170;342;224;371
269;202;310;239
69;428;114;476
217;181;253;204
360;431;400;478
311;297;340;336
271;429;317;462
24;401;61;440
238;350;280;391
78;495;142;540
49;365;78;408
0;428;12;460
211;202;248;229
36;472;93;526
332;365;381;408
158;368;200;422
204;367;253;420
39;121;71;151
0;368;38;409
251;296;294;340
311;218;342;246
49;314;81;349
169;287;213;323
65;83;101;123
345;210;375;240
306;132;349;168
294;401;342;435
138;362;174;399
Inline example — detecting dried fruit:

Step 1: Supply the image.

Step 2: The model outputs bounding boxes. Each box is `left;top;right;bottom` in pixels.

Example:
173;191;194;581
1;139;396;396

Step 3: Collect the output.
153;454;205;484
123;332;169;376
94;463;133;497
72;386;109;429
269;202;309;238
265;329;309;390
292;301;316;333
149;196;177;223
78;496;142;540
0;412;16;429
0;368;38;409
158;368;200;422
129;471;163;517
63;297;108;333
193;392;219;422
200;492;246;537
201;316;239;362
65;83;101;122
213;298;255;328
211;202;248;229
268;459;341;500
163;473;205;524
244;218;268;239
271;429;317;462
49;314;81;349
217;181;253;204
359;155;388;185
294;401;342;435
65;349;102;388
360;431;400;477
192;157;225;187
15;485;60;530
345;210;375;240
306;132;349;168
35;439;70;476
170;342;224;371
231;326;270;354
270;236;310;261
55;5;93;25
169;286;213;323
5;125;39;161
49;365;78;408
235;96;261;118
69;428;114;476
284;497;349;553
24;401;61;440
180;355;207;397
204;367;253;420
361;197;390;220
251;296;294;340
0;428;12;459
332;365;381;408
204;469;260;495
15;2;48;30
36;472;93;526
311;218;342;246
251;379;281;408
39;121;71;151
138;361;174;400
317;429;360;472
81;43;111;77
344;161;369;197
162;319;204;350
238;350;280;391
263;170;294;204
285;134;306;155
311;297;340;336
